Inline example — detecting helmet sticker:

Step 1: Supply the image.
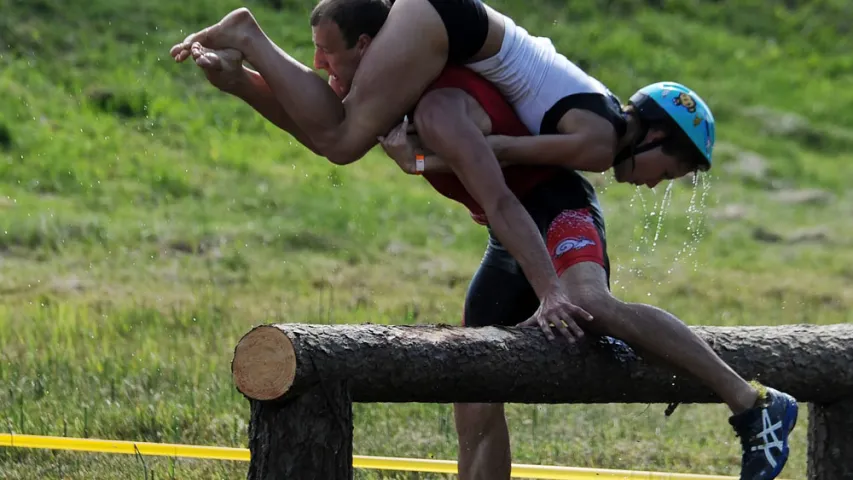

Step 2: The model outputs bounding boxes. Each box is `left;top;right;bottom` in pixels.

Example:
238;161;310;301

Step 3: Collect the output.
673;93;697;113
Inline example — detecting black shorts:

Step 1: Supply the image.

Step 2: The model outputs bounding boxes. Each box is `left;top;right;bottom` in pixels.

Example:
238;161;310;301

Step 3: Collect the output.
463;169;611;328
425;0;489;64
461;169;639;366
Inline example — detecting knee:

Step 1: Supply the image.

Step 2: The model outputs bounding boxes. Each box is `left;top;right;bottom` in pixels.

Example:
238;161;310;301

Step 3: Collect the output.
572;286;611;314
322;139;367;166
317;123;376;165
573;289;637;336
453;403;506;439
413;89;459;143
325;151;361;166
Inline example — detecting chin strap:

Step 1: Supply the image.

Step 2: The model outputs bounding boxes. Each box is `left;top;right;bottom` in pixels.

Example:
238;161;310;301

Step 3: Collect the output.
613;114;666;170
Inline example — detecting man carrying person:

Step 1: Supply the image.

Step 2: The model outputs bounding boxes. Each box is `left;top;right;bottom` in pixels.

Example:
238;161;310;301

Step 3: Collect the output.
170;0;721;352
181;1;798;479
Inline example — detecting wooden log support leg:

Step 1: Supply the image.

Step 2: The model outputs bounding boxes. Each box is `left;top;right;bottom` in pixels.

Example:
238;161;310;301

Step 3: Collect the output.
807;398;853;480
235;325;354;480
246;383;353;480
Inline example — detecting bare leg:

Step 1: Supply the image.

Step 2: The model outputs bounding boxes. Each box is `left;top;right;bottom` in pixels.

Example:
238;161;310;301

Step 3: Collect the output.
454;403;511;480
189;45;322;155
172;0;452;165
557;262;759;414
550;263;798;480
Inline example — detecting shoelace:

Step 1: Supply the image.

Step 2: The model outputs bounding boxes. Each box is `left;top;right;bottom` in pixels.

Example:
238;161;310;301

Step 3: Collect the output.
664;402;680;417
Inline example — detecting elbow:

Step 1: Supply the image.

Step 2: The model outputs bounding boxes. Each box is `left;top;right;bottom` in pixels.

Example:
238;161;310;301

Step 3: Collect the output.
482;190;521;218
587;162;611;174
580;146;614;173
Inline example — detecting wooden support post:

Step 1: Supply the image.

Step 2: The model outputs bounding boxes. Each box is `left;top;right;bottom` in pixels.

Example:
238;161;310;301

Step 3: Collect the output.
807;397;853;480
246;382;353;480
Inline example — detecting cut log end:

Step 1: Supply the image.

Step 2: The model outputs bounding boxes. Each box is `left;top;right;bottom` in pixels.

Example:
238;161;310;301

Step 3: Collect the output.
232;326;296;401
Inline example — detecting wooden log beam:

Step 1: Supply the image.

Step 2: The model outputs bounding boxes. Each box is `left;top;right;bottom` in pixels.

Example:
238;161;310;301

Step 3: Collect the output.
231;323;853;404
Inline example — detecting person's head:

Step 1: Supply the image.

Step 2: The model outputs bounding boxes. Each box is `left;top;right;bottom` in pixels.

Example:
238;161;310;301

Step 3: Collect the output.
310;0;391;97
613;82;716;188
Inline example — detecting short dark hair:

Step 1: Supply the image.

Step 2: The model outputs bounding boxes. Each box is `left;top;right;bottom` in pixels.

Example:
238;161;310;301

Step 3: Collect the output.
310;0;392;48
653;119;709;171
624;104;709;171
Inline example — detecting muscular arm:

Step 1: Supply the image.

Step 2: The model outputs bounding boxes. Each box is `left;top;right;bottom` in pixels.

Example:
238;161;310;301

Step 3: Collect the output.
412;112;615;174
412;90;562;300
486;132;613;172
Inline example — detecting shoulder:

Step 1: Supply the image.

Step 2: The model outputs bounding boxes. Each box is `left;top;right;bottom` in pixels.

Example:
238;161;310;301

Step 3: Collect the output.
558;107;617;146
541;92;625;137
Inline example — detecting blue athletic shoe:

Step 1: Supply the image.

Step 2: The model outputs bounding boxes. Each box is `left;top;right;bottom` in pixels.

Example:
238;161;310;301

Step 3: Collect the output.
728;386;799;480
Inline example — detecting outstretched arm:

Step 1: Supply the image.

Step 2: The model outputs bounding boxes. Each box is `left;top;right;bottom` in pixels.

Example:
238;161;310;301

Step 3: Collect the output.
486;133;613;172
483;107;616;172
406;132;612;173
382;112;615;174
380;130;607;174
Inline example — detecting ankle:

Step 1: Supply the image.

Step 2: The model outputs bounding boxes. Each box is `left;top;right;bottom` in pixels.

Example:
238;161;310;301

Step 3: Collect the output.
729;382;762;415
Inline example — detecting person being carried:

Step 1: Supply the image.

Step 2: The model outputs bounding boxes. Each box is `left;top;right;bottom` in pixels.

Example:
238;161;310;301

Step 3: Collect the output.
181;1;798;479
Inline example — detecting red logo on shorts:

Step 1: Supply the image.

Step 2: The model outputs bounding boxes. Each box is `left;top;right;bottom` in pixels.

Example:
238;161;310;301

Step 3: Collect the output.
546;208;605;276
554;236;597;257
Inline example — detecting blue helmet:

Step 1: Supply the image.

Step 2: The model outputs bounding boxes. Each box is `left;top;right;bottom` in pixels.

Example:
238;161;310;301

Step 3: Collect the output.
628;82;715;168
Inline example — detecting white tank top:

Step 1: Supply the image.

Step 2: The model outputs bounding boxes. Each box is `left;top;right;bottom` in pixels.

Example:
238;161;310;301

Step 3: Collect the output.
465;14;611;135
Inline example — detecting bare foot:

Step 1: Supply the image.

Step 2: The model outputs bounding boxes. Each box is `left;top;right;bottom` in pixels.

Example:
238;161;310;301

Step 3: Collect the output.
191;43;243;70
170;8;261;63
191;43;246;93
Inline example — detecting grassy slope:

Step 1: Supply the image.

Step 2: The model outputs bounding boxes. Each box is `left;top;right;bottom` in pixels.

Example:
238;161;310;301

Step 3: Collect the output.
2;0;853;478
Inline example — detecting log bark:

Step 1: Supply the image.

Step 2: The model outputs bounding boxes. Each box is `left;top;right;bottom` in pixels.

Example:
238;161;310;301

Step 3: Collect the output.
807;398;853;480
231;323;853;404
246;382;353;480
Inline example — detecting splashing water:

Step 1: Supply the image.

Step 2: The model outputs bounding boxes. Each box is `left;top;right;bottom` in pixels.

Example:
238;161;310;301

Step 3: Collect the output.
670;172;712;273
630;181;675;259
618;187;645;284
618;174;711;291
632;186;649;252
651;180;676;251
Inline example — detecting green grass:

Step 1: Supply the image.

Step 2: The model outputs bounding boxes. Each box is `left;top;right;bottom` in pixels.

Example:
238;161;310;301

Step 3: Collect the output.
2;0;853;478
